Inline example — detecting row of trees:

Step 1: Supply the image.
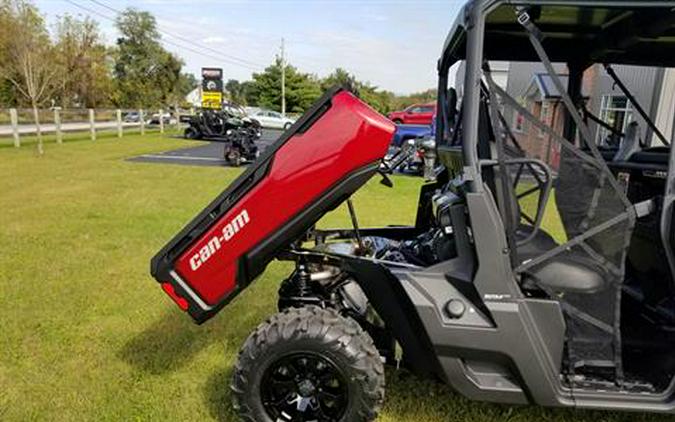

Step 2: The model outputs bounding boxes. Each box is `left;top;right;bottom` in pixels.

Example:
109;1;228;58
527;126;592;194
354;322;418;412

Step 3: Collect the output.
225;62;436;115
0;0;196;111
0;0;196;153
0;0;435;154
0;0;435;116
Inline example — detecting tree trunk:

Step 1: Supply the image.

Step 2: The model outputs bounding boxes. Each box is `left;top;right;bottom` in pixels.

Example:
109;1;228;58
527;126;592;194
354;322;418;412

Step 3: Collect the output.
32;103;43;156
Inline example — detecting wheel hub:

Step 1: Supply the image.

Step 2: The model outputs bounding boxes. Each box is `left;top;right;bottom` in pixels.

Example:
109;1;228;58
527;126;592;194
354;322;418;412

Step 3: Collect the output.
297;379;316;397
261;352;348;421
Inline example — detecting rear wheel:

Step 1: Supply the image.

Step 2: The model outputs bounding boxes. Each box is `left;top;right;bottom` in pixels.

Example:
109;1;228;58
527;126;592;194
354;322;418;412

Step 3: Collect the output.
284;122;292;131
184;127;199;139
232;306;385;422
225;148;242;167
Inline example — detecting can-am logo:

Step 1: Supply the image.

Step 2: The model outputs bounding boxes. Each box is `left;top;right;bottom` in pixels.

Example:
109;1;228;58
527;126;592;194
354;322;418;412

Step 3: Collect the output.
189;209;250;271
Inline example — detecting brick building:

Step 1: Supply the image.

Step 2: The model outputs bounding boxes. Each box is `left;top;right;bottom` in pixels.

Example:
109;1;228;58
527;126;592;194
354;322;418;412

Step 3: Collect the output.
504;63;671;170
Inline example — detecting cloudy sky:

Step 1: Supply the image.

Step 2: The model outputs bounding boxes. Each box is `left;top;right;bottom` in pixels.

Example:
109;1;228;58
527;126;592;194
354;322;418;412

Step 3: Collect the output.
34;0;465;94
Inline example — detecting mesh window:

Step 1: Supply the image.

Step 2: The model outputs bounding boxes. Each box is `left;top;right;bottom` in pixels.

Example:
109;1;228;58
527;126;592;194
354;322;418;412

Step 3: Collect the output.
485;66;635;383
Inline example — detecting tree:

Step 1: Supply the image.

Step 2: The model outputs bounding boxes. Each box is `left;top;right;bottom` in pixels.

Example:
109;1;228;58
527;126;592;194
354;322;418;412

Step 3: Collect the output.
249;58;322;113
226;79;248;105
167;71;197;108
0;14;17;107
112;8;187;108
321;68;396;114
0;0;59;154
240;81;257;106
53;14;112;108
320;68;357;92
392;89;437;111
359;87;396;114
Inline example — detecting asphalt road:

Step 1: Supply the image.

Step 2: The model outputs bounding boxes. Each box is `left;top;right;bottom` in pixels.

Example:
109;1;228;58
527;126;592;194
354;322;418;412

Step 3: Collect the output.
128;129;283;167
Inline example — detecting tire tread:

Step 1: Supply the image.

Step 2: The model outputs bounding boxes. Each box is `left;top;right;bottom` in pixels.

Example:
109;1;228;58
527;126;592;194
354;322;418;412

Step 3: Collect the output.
231;306;385;421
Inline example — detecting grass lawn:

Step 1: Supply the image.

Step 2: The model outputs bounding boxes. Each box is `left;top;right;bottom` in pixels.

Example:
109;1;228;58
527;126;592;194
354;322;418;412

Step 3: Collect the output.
0;134;668;421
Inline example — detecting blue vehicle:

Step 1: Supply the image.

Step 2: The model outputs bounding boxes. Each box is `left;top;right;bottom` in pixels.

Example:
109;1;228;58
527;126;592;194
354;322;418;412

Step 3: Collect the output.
385;115;439;178
390;113;436;148
390;124;431;148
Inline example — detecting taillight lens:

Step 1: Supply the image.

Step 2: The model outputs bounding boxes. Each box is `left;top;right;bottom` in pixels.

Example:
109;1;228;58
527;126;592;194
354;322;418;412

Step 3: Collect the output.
161;282;189;311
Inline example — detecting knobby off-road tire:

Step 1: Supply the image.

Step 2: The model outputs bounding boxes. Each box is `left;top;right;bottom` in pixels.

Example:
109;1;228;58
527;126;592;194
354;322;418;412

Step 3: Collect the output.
225;149;242;167
184;127;199;139
231;306;385;422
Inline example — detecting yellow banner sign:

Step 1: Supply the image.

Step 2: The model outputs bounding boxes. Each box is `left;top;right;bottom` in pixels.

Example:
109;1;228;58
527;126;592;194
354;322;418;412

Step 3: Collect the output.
202;91;222;109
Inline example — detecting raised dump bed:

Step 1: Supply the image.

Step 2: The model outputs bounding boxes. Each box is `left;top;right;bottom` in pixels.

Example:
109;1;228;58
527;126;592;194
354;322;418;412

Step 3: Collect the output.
151;87;396;322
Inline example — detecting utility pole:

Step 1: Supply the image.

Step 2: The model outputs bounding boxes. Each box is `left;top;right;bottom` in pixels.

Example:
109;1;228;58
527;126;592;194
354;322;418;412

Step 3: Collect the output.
281;37;286;117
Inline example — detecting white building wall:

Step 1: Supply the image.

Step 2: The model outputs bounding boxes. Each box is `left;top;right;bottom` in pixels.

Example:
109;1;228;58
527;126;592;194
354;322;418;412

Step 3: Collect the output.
654;68;675;146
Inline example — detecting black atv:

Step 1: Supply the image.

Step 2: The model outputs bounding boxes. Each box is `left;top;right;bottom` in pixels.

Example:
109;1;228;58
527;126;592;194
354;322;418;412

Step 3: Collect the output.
222;127;259;167
183;108;262;142
183;107;262;166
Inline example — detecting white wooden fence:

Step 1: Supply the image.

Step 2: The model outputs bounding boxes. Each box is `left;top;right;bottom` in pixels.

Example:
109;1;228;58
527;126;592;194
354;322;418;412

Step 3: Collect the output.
0;108;191;147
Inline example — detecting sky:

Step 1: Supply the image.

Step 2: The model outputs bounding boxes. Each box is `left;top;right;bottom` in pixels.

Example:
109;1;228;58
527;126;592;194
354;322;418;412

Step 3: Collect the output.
33;0;466;94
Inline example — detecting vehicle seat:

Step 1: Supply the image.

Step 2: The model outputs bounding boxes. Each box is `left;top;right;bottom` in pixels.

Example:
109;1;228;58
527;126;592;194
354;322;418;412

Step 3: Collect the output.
516;224;558;262
613;121;641;162
522;251;608;294
517;225;606;294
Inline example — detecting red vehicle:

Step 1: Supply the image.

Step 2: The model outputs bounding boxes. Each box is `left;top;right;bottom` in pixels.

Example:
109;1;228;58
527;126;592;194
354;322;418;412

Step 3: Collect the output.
387;103;436;125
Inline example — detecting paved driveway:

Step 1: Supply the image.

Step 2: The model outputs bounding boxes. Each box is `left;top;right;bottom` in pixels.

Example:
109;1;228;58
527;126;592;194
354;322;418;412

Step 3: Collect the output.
128;129;282;167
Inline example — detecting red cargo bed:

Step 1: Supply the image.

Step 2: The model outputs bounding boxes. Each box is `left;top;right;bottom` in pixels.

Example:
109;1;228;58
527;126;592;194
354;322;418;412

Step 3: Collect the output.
150;87;396;323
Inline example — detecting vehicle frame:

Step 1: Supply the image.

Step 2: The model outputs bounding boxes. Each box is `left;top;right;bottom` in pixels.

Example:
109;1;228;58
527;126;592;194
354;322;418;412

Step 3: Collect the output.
151;0;675;417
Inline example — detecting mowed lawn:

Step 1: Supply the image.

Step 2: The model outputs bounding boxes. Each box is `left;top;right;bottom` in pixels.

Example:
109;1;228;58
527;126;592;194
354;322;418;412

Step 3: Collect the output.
0;134;667;422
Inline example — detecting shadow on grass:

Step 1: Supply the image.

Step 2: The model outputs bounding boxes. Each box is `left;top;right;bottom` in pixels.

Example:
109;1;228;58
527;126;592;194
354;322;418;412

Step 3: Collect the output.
118;313;212;375
118;283;274;376
118;308;258;375
202;364;675;422
382;370;672;422
204;366;238;422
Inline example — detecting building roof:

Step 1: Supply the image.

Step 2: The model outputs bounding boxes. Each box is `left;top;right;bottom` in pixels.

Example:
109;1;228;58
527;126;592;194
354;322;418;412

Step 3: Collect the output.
523;73;588;101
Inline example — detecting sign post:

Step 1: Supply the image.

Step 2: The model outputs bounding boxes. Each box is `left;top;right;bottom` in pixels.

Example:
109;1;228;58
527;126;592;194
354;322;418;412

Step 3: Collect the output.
201;68;223;110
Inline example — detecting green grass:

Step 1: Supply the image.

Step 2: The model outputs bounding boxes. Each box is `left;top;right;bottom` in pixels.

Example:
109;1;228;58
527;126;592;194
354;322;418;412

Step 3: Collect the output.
0;135;669;421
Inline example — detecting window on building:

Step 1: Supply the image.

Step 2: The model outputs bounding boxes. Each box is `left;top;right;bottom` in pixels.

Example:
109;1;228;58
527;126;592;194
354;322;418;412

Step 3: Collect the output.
596;95;634;146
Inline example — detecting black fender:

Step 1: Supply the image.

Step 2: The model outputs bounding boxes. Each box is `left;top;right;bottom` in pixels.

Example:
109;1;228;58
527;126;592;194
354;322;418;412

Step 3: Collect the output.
342;257;443;380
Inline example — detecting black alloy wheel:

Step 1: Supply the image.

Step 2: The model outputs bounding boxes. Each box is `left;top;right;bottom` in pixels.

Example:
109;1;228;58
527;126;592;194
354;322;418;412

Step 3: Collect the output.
261;352;349;421
232;306;384;422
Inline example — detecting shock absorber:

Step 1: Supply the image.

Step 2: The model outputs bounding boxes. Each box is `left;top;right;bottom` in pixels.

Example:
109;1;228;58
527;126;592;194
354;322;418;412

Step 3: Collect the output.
294;260;313;297
277;258;316;310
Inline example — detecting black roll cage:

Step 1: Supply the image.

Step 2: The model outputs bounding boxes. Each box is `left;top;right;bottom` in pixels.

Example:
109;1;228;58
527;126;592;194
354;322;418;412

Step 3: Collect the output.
436;0;675;299
436;0;675;176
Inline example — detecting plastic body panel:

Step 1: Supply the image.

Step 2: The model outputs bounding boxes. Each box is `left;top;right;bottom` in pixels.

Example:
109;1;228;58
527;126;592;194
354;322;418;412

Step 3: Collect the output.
150;88;395;322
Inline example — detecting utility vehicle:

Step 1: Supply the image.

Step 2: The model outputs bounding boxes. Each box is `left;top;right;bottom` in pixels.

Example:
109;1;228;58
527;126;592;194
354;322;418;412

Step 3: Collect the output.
250;108;297;130
388;103;437;125
151;1;675;420
390;122;432;148
183;108;261;166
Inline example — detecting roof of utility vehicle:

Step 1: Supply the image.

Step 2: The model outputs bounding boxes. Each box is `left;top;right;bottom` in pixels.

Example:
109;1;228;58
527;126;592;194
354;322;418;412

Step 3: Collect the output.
442;0;675;67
